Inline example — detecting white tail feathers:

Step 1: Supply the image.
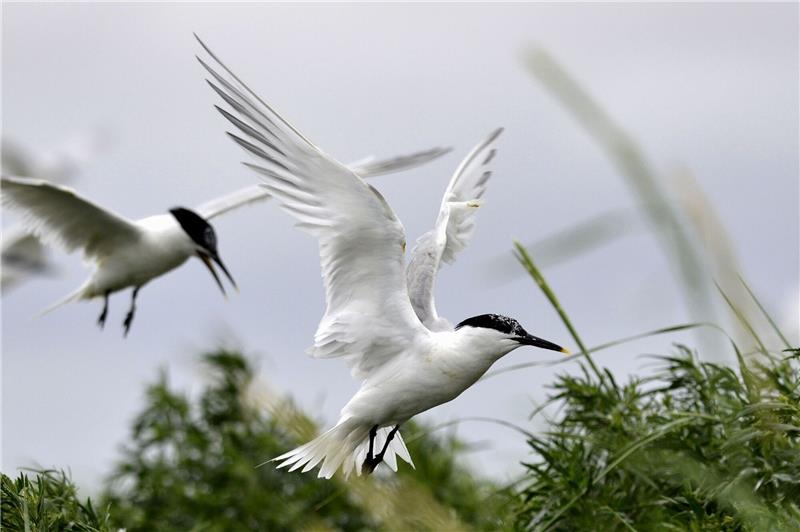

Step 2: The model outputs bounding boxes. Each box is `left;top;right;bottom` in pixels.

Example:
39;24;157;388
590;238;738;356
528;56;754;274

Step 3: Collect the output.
272;419;414;479
38;282;90;317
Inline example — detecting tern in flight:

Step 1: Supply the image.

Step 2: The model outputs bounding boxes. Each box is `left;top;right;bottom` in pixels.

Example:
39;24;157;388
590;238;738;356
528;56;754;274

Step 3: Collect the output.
197;36;569;479
1;148;448;335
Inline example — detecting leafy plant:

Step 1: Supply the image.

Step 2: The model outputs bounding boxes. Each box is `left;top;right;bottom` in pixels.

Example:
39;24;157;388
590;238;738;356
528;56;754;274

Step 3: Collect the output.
100;350;505;531
1;469;112;532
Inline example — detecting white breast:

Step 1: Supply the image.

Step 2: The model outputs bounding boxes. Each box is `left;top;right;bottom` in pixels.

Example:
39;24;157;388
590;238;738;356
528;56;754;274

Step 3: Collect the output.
341;330;507;426
88;214;195;293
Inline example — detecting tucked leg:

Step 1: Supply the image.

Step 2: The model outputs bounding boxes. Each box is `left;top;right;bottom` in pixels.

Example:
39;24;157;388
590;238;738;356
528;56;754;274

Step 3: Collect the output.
364;424;400;474
376;425;399;462
364;425;380;473
122;286;140;337
97;291;110;329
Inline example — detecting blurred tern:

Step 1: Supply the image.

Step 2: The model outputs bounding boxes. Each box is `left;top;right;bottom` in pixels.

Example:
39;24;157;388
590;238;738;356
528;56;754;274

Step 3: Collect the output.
2;226;58;289
198;36;568;479
2;132;108;292
0;148;448;335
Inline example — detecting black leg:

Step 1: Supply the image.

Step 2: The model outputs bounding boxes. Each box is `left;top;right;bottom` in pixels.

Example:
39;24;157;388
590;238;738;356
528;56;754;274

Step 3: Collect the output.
376;425;399;462
97;292;110;329
122;286;140;337
367;425;378;460
364;425;379;473
363;424;400;475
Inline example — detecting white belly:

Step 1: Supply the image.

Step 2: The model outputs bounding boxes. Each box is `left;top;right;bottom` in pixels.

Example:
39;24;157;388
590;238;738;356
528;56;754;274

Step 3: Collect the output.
341;344;495;426
86;217;193;296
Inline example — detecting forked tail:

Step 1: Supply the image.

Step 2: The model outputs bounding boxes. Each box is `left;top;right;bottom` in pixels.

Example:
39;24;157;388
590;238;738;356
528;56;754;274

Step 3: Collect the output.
272;418;414;479
37;282;90;317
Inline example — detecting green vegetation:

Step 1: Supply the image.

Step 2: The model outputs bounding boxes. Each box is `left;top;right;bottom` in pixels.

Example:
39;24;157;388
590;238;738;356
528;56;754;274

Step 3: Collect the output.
508;240;799;531
100;350;505;531
513;345;800;531
3;351;505;531
1;470;112;532
6;337;797;531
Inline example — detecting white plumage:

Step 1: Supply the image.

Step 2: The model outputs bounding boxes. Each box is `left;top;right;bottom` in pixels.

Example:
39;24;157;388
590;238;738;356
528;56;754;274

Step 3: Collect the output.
198;36;568;479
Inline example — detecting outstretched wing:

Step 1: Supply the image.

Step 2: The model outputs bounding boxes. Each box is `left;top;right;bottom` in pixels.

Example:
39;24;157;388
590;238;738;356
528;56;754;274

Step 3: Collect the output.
348;146;451;177
406;128;503;330
197;36;428;379
195;184;271;220
195;147;451;220
1;176;141;261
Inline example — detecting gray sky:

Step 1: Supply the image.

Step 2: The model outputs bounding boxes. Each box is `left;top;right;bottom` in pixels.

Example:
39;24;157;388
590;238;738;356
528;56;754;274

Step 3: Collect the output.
2;3;798;488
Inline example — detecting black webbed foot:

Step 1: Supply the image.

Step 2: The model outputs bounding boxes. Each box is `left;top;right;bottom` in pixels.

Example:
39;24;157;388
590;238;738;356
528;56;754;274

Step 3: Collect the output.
122;287;140;337
97;292;110;329
122;310;135;336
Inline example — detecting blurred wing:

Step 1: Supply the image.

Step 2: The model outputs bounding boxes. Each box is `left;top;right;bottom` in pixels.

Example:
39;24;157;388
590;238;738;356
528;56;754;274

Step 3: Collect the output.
2;228;47;269
195;184;270;220
195;148;451;220
197;36;427;379
1;140;34;176
1;227;52;291
406;128;502;329
349;146;451;178
1;176;141;261
33;128;109;184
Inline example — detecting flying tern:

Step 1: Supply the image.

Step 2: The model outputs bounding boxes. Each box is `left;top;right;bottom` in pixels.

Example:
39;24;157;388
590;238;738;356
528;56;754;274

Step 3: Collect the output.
1;147;448;335
197;36;568;479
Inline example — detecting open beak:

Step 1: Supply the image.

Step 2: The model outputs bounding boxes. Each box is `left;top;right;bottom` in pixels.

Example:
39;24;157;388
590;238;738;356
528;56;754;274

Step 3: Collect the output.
198;251;238;297
516;334;571;355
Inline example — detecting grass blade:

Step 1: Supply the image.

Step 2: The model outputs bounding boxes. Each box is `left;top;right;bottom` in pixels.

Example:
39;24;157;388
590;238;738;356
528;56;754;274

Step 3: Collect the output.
513;241;602;383
717;282;769;356
738;275;793;349
523;49;719;350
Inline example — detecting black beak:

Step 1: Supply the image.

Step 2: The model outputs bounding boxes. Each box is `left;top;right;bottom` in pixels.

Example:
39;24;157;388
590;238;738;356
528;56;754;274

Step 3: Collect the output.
198;251;238;297
516;334;571;354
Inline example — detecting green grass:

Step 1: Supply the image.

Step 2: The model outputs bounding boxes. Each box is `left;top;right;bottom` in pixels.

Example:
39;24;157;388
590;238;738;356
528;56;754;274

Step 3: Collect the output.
1;469;112;532
510;242;800;531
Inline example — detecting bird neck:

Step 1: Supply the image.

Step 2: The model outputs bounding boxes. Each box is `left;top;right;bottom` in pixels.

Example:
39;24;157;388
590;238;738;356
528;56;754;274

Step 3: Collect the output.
445;327;519;365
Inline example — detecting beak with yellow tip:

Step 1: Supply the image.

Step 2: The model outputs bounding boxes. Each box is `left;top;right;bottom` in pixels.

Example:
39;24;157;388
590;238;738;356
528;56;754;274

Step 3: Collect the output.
515;333;569;354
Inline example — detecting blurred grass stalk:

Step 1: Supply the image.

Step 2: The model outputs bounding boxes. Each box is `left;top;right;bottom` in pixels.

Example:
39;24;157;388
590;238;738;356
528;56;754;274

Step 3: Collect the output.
244;376;472;531
522;48;787;357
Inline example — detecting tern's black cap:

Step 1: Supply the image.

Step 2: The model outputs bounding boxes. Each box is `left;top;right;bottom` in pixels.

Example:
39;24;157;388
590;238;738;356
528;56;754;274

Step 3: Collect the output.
169;207;217;252
455;314;527;336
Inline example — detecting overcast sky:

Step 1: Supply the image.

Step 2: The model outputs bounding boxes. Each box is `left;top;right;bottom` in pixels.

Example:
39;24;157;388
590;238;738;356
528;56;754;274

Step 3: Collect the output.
2;3;798;488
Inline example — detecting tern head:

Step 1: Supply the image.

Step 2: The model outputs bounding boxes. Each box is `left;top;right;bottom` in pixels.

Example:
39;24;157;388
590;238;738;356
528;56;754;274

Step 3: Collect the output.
454;313;569;357
169;207;237;296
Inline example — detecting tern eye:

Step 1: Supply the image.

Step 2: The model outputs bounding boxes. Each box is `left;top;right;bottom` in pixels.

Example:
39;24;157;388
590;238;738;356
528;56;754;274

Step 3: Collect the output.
204;227;217;248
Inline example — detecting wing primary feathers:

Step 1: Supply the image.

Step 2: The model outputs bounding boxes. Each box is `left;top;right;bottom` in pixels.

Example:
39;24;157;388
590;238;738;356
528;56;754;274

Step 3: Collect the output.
448;126;504;193
194;33;317;150
215;105;286;157
203;78;285;147
225;132;292;173
348;147;452;178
